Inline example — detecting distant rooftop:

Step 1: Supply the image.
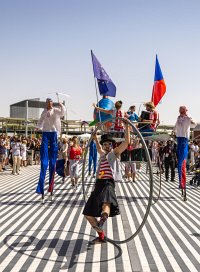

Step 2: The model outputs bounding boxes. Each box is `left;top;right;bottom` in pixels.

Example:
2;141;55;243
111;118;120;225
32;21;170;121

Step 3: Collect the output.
10;98;60;108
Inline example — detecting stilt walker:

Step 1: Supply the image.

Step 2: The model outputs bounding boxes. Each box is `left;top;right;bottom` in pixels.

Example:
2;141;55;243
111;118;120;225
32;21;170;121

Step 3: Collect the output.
88;137;97;178
174;106;196;201
36;97;66;203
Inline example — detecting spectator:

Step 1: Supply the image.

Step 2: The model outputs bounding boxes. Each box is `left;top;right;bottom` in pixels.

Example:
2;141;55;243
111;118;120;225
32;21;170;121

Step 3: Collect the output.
11;138;22;175
68;136;82;189
139;101;160;137
163;140;177;181
0;139;6;172
126;105;139;122
21;140;27;167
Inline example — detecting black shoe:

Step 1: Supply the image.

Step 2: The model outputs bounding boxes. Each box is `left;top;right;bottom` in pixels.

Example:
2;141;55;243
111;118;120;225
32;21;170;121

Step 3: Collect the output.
170;179;175;182
165;178;169;182
88;172;91;176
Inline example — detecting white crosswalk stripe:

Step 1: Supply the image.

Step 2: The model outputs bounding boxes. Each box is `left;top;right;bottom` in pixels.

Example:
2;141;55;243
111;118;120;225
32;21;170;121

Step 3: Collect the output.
0;163;200;271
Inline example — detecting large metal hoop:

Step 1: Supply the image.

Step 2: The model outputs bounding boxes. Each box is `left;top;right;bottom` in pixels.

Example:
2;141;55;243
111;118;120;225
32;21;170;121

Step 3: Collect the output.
81;117;154;244
145;151;162;204
151;156;162;204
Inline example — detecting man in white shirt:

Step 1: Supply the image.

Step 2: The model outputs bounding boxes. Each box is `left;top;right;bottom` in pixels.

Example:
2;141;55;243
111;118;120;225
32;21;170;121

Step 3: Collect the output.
36;98;66;202
174;106;196;190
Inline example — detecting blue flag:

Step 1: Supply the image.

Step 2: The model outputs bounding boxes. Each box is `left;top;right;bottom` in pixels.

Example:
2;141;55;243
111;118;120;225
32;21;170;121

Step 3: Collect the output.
91;51;116;97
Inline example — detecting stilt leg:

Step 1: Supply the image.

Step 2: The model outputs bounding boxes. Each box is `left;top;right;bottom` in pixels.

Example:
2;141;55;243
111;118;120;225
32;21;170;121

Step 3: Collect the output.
42;194;45;204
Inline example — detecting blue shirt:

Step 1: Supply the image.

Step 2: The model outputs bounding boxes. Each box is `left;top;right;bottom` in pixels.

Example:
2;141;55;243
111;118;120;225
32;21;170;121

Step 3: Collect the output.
127;111;139;122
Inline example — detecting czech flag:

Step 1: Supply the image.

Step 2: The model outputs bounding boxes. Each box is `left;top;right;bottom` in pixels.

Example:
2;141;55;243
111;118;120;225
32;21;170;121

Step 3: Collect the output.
151;55;166;107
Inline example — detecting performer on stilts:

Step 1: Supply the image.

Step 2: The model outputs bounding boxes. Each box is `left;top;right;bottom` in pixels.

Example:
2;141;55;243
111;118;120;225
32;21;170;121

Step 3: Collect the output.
83;121;130;242
35;97;66;203
88;135;97;178
174;106;196;200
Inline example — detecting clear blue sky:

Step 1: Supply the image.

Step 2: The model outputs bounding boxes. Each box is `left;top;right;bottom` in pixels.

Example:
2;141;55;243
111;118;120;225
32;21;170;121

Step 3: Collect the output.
0;0;200;125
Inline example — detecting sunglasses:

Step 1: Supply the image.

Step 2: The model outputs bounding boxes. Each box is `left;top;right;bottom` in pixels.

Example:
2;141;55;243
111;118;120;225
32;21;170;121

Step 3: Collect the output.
103;142;113;147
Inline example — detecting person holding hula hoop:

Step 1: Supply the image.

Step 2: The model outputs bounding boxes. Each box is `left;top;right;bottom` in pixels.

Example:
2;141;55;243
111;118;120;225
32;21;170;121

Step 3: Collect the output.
83;121;130;242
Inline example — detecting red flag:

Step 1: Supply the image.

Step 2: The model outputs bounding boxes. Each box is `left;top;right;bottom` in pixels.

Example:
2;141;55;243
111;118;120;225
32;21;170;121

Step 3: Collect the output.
151;55;166;107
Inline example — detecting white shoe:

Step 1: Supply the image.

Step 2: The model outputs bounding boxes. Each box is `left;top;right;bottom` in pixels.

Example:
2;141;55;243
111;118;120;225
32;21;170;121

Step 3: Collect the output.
48;195;53;201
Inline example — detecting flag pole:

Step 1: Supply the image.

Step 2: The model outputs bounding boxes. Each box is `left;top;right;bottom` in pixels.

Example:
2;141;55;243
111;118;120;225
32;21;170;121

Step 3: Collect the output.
151;54;156;104
91;50;101;123
138;103;142;117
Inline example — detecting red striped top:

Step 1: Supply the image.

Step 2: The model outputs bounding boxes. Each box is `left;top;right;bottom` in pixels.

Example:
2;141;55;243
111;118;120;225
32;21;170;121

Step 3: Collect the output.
114;110;124;130
97;157;113;179
149;111;159;130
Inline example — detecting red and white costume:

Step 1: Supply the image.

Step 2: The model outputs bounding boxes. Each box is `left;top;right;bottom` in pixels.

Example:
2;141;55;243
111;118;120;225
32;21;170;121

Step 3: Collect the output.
68;146;82;178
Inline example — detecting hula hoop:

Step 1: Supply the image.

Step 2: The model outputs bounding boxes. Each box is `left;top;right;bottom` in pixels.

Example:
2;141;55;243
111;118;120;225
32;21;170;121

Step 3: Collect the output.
152;156;162;204
145;152;162;204
81;117;154;244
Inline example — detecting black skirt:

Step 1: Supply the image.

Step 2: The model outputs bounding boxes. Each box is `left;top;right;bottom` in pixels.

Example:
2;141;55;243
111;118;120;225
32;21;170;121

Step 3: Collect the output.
82;179;120;217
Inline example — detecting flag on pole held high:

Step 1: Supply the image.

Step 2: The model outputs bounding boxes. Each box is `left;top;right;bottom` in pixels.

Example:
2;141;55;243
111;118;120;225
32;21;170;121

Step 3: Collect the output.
151;55;166;107
91;50;116;97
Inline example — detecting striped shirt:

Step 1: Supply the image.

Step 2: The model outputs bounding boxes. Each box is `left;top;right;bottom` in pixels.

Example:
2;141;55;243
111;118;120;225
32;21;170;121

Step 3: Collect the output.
114;109;124;130
97;157;113;179
149;110;159;130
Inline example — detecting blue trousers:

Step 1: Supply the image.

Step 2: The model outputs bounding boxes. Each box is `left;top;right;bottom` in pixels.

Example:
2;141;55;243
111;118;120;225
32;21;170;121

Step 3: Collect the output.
88;153;97;174
36;132;58;194
177;137;188;188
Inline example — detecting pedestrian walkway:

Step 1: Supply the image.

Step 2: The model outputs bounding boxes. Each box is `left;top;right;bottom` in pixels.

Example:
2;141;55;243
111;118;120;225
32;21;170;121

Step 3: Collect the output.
0;164;200;272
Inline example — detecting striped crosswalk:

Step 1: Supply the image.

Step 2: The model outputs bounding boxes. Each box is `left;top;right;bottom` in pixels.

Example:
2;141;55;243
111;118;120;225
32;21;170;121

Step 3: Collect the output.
0;163;200;272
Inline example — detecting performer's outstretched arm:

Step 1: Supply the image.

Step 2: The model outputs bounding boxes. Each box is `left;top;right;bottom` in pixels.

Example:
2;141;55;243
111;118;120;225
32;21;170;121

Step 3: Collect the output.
93;134;104;156
190;117;196;125
92;103;113;115
114;122;130;156
54;103;66;117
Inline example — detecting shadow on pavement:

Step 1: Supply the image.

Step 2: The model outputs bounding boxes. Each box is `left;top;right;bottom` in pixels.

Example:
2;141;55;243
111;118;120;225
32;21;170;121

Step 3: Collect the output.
3;229;123;270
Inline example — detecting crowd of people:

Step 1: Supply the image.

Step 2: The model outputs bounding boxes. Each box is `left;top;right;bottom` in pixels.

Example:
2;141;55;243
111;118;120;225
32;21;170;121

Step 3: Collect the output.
0;101;198;186
0;135;41;174
0;96;198;242
1;133;199;184
0;133;88;175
